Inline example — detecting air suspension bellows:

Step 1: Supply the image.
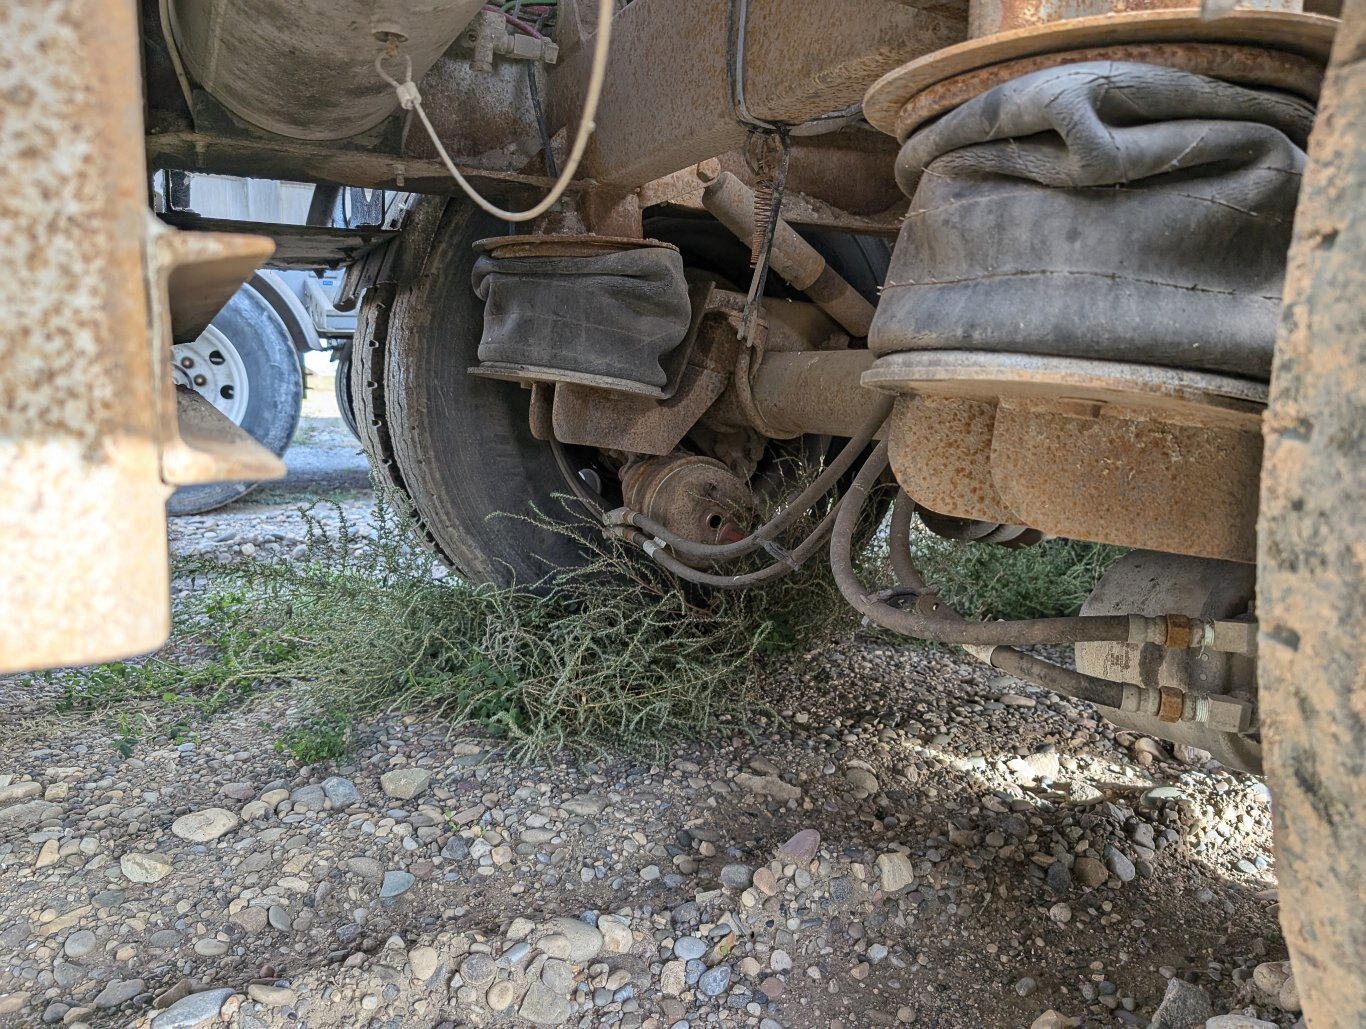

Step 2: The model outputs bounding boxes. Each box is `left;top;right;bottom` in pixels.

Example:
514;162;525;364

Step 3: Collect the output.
855;0;1337;563
868;59;1316;379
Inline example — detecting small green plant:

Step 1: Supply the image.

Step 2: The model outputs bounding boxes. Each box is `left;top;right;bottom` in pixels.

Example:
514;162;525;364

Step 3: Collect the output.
276;710;353;764
150;488;861;761
907;528;1125;621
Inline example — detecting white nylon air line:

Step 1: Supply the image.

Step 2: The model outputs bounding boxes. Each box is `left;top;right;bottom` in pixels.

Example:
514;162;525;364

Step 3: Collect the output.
375;0;615;223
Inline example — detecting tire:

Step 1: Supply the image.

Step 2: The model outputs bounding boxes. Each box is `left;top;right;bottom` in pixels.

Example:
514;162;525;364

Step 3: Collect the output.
167;281;304;515
353;199;891;586
353;201;589;585
334;344;360;441
1258;8;1366;1024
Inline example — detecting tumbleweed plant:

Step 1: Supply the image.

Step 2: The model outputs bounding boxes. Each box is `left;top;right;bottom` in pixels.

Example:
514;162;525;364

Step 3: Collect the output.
158;487;858;761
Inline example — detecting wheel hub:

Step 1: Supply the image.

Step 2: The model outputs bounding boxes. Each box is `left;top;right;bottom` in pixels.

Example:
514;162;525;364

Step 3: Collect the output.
170;324;250;425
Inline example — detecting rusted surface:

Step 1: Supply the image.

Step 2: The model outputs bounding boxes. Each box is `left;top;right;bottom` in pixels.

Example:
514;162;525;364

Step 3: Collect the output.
641;154;906;236
475;234;677;260
162;388;288;486
579;188;645;238
146;129;586;203
868;352;1263;560
0;0;170;671
1157;685;1187;723
886;396;1021;525
969;0;1298;37
745;350;882;440
620;455;753;547
895;42;1325;139
1163;614;1198;650
545;0;967;187
699;171;877;337
547;287;869;455
863;351;1266;430
991;401;1262;562
1258;0;1366;1021
153;220;276;345
406;46;544;170
862;9;1339;135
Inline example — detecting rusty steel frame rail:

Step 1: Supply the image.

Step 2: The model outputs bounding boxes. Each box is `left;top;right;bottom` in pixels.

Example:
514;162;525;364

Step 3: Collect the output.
1;0;282;675
0;0;176;672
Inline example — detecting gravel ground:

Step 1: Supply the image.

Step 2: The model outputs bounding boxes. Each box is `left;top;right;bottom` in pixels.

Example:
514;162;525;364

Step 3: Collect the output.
0;377;1304;1029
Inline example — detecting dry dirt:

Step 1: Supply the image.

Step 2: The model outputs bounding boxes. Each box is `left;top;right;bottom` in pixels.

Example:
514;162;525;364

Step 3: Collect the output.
0;376;1302;1029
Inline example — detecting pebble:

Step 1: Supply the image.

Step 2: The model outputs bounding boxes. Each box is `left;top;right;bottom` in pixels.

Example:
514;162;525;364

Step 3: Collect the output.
408;945;439;981
698;965;732;997
752;866;779;896
844;765;880;794
777;828;821;863
93;979;144;1008
1149;978;1214;1028
733;773;801;802
321;776;361;808
379;768;431;800
63;929;97;959
519;983;570;1025
675;937;707;961
380;870;416;898
150;988;236;1029
120;852;173;883
170;808;239;843
247;984;297;1007
486;980;516;1011
598;914;632;953
876;852;915;893
460;953;496;987
545;916;603;962
1105;847;1137;883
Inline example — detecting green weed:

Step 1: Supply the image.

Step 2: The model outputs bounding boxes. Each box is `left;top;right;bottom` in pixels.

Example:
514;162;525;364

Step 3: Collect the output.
149;490;858;762
906;528;1125;621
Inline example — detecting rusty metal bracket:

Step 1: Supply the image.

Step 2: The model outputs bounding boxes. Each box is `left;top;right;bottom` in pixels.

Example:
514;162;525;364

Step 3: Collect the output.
0;0;280;673
1157;685;1187;722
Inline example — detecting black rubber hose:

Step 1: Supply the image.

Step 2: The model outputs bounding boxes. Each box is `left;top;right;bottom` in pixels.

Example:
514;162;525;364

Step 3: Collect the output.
641;499;841;589
888;491;927;593
830;443;1138;647
622;395;893;563
983;646;1128;709
830;444;1135;707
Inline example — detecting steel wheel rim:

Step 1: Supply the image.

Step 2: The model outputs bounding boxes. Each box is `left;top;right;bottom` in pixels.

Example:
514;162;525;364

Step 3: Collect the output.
171;324;251;424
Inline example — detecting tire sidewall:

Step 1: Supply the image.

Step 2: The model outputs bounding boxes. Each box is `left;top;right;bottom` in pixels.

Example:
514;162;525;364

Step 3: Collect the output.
168;283;303;516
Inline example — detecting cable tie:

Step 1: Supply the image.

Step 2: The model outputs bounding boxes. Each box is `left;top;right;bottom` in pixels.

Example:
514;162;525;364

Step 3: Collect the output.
760;539;800;571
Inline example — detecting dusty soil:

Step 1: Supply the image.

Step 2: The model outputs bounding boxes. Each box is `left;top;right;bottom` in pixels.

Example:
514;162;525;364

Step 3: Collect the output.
0;375;1301;1029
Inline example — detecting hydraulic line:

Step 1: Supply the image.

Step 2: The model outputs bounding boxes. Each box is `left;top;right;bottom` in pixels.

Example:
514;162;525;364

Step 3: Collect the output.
829;444;1166;709
830;443;1203;649
888;492;927;593
977;646;1128;710
608;396;893;564
634;499;842;589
